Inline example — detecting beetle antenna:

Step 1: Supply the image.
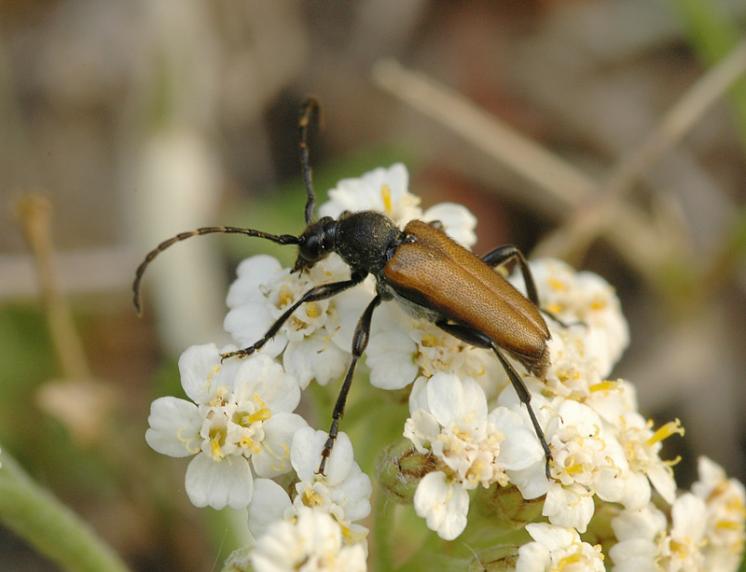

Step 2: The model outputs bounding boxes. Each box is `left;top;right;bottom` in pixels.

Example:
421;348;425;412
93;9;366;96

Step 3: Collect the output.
132;226;299;316
299;97;321;225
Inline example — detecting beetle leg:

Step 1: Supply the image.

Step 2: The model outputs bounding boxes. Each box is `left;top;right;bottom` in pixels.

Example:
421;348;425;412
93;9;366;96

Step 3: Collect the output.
436;320;553;479
317;295;382;476
480;245;540;306
492;348;553;479
220;272;366;362
482;246;585;330
540;308;585;329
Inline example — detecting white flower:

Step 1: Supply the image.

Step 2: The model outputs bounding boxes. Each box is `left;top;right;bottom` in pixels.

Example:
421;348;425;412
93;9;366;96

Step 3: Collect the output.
659;493;708;571
610;503;668;572
319;163;477;248
248;428;371;543
611;494;710;571
145;344;306;509
517;523;605;572
224;254;370;388
405;373;542;539
540;399;630;532
692;456;746;571
613;413;684;507
510;258;628;380
250;507;367;572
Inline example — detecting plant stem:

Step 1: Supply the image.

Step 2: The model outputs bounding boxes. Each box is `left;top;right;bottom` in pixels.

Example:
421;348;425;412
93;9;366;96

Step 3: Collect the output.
0;450;130;572
373;491;394;572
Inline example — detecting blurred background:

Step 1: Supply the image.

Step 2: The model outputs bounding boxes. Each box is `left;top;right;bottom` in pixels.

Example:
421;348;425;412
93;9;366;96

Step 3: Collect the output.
0;0;745;570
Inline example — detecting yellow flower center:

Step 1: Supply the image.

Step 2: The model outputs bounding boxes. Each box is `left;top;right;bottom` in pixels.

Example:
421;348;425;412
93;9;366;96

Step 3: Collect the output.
305;302;322;319
209;426;227;460
547;277;568;292
277;286;294;309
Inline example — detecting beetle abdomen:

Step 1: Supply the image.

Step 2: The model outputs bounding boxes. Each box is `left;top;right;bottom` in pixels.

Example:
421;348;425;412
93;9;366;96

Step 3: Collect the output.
384;220;550;376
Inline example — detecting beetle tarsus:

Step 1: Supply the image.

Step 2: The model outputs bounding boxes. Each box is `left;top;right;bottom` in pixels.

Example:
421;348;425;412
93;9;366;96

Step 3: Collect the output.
540;308;586;329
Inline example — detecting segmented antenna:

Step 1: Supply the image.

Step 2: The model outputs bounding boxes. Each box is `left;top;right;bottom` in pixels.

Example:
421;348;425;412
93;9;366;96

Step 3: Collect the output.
132;226;298;315
299;97;321;225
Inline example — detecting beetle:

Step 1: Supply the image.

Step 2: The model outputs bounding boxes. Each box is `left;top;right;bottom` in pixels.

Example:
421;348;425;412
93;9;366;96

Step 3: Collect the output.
133;98;558;477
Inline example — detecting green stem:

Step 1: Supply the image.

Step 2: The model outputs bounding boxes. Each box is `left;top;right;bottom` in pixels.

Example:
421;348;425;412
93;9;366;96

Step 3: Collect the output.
0;450;130;572
373;491;394;572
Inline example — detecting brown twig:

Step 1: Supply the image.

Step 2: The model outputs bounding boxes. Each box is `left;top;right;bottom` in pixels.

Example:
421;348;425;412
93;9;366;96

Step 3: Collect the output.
16;194;92;381
371;59;665;277
533;38;746;261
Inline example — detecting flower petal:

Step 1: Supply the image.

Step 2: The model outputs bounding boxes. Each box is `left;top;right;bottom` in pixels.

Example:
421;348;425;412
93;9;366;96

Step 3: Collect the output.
145;397;202;457
185;453;253;509
247;478;292;538
252;413;307;478
414;471;469;540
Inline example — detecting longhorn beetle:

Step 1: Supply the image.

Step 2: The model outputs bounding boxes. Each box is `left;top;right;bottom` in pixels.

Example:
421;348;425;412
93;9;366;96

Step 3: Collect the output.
133;98;557;477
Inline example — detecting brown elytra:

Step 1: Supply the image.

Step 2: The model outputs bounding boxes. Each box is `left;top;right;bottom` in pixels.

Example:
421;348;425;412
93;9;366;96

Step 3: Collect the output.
385;220;550;377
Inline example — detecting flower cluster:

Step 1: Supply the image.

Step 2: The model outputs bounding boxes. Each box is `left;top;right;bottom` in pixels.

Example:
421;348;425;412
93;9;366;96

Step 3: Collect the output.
144;163;745;571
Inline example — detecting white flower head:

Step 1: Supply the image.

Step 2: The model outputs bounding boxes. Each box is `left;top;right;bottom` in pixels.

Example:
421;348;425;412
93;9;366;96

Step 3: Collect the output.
248;428;371;545
250;507;367;572
145;343;306;509
517;523;605;572
224;254;371;389
510;259;629;380
540;399;630;532
692;456;746;570
405;373;543;539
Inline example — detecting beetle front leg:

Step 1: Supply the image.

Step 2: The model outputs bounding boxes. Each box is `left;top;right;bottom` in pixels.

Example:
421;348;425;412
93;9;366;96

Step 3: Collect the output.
220;273;366;361
436;320;553;479
317;294;382;476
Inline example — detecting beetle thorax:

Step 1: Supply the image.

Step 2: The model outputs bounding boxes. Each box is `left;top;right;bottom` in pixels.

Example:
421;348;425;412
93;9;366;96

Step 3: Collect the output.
334;211;403;275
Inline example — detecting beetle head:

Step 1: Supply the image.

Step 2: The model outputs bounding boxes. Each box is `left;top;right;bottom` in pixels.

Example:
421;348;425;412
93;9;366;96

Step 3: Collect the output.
294;216;338;272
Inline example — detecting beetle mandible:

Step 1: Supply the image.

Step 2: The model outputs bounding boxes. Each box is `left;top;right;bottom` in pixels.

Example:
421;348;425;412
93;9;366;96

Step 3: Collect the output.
133;98;558;477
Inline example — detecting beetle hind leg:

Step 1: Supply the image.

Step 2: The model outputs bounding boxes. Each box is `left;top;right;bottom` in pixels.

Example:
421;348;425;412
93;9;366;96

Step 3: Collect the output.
436;320;553;479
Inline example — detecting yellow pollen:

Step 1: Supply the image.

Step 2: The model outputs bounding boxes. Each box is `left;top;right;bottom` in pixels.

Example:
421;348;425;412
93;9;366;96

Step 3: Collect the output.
646;419;685;447
716;520;740;531
302;487;323;507
248;408;271;424
546;302;565;315
548;277;568;292
209;427;226;460
305;302;322;319
669;539;689;558
565;461;585;476
554;552;582;570
590;298;607;311
725;498;746;515
381;184;393;214
421;334;438;348
665;455;683;467
590;380;617;393
277;287;294;308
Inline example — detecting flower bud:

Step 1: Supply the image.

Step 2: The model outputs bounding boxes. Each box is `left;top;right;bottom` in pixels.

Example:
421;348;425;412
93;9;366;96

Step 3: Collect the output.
474;484;544;530
376;439;437;504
